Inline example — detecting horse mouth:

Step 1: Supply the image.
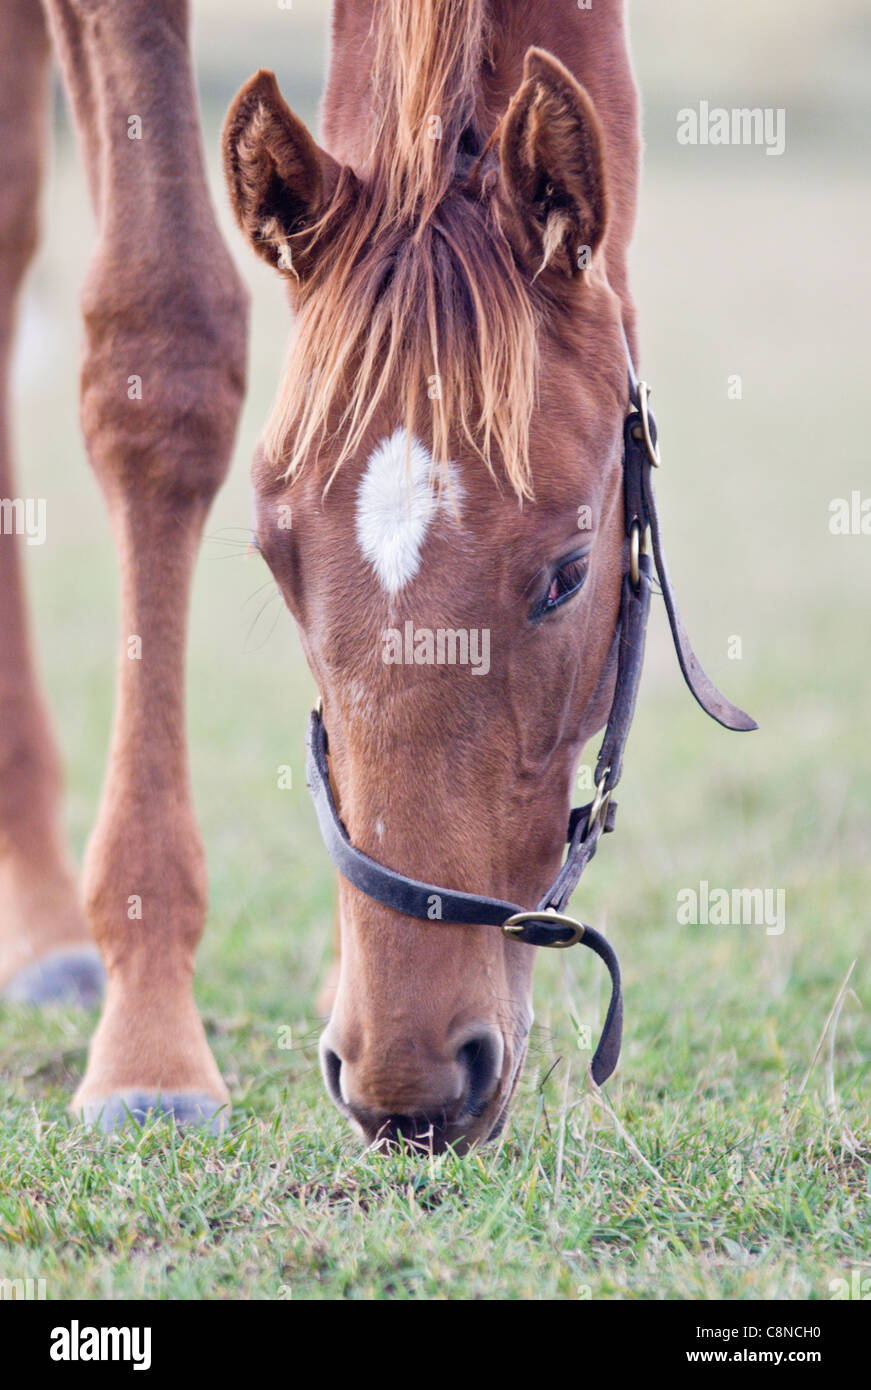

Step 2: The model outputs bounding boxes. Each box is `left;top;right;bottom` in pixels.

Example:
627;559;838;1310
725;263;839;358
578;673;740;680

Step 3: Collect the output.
366;1113;492;1156
350;1034;531;1156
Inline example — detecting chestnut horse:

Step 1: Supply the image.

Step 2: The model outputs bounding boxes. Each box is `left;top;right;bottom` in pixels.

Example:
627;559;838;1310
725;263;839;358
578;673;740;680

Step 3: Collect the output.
0;1;722;1148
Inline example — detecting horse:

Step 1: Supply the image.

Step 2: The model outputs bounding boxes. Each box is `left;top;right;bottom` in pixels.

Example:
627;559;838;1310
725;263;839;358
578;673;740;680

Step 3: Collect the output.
0;0;753;1150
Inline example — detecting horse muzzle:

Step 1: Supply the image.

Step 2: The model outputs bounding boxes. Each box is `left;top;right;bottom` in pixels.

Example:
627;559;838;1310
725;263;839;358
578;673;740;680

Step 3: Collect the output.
318;1020;515;1151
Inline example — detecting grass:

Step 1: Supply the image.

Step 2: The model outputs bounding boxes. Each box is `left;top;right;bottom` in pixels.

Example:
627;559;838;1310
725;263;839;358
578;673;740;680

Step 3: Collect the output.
1;8;870;1300
1;976;867;1299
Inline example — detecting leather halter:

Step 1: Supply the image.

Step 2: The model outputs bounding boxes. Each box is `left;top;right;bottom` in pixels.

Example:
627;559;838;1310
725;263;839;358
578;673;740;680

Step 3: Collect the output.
305;335;757;1087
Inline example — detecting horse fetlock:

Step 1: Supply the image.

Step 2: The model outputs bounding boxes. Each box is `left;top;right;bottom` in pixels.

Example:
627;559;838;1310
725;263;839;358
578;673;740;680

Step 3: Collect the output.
0;745;95;995
0;851;95;995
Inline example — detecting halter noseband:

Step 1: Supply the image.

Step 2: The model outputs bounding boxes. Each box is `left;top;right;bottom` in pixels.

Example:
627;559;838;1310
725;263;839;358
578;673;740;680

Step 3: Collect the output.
305;333;757;1087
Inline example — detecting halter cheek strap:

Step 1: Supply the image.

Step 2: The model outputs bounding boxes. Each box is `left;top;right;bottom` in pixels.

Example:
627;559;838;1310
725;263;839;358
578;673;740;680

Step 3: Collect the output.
304;340;757;1087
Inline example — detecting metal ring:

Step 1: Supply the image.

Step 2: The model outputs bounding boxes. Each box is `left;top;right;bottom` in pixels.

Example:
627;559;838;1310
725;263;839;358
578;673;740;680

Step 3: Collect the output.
502;909;585;949
629;520;641;591
586;771;612;837
637;381;661;467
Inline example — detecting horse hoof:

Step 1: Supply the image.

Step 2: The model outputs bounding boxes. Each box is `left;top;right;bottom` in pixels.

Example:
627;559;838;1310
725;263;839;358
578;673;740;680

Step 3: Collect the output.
76;1089;230;1135
2;945;105;1007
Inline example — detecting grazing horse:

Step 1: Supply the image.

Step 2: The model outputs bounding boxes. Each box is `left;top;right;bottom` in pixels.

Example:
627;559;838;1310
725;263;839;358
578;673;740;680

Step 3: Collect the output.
0;0;749;1149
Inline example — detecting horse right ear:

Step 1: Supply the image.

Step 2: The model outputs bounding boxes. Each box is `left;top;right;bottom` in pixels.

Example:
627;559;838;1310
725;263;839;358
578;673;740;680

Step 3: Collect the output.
496;48;609;282
223;69;351;279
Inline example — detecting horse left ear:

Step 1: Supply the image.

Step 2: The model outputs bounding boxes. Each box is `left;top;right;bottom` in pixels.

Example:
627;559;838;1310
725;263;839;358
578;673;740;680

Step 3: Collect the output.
223;69;350;279
497;48;608;280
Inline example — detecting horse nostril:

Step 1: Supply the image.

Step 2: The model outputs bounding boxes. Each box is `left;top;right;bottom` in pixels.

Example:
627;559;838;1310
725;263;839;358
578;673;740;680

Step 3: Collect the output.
456;1027;504;1118
319;1041;346;1113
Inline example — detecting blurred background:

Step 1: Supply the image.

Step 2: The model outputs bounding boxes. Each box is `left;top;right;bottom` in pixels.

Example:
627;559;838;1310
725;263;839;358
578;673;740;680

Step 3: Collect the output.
10;0;870;1111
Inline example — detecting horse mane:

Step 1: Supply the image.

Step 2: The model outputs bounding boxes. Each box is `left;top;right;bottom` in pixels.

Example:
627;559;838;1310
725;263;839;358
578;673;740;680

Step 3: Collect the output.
265;0;540;499
369;0;489;224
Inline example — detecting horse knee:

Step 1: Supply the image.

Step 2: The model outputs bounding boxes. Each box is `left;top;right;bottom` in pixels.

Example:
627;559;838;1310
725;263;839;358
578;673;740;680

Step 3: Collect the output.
77;246;248;506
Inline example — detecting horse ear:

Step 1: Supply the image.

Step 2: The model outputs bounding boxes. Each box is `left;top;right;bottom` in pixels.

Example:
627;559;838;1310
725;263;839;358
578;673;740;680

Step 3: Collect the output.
497;48;608;280
223;69;349;278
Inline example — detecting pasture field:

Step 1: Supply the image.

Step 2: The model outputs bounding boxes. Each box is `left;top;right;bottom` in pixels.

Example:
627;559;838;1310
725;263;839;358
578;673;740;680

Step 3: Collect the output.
1;2;869;1300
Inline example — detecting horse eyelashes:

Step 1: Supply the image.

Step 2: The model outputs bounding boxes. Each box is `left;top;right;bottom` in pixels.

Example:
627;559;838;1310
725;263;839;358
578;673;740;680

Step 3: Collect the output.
534;555;589;618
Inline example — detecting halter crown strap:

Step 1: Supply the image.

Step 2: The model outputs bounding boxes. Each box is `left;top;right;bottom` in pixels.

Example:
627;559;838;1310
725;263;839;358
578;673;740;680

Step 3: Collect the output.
303;338;756;1089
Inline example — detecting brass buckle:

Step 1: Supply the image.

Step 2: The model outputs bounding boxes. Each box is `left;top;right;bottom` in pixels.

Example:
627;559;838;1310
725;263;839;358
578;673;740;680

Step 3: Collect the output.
633;381;661;467
629;520;647;591
502;908;585;949
586;771;612;837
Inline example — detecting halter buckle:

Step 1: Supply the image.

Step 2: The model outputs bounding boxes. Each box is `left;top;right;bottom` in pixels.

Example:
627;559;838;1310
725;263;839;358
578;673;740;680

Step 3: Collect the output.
586;771;613;837
502;909;585;949
629;520;647;591
632;380;661;467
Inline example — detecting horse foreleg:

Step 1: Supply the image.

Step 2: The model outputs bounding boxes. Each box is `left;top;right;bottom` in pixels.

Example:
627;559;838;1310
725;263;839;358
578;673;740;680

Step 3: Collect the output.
0;0;103;1005
44;0;248;1129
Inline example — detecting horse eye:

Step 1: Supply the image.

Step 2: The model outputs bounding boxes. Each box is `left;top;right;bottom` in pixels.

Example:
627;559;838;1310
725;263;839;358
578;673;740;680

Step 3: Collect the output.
532;553;590;619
